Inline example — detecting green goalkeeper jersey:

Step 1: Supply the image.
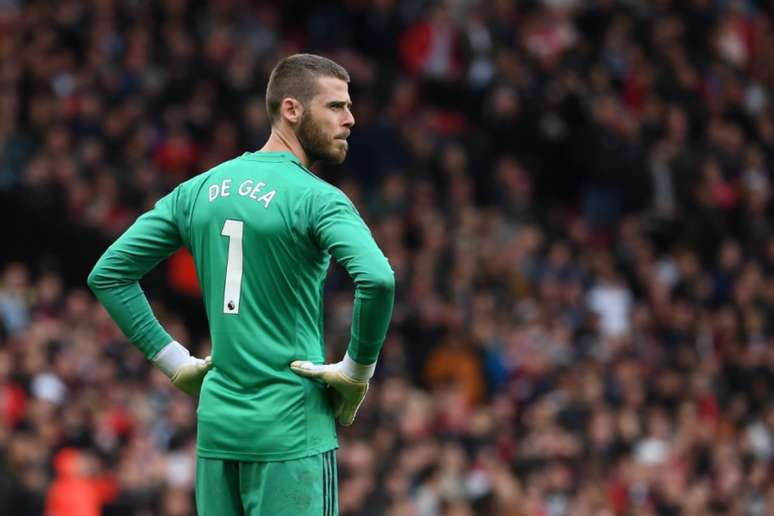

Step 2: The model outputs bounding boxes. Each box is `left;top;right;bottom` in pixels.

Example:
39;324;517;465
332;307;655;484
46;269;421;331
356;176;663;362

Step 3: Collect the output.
88;151;395;461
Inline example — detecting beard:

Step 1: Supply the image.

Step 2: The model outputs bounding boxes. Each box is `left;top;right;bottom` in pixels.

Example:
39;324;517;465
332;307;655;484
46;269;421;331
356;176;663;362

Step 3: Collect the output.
296;111;347;165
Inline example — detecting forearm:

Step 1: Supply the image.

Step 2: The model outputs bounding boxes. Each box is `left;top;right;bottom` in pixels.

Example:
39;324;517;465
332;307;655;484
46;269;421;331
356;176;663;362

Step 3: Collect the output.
313;190;396;365
87;251;173;360
347;253;395;365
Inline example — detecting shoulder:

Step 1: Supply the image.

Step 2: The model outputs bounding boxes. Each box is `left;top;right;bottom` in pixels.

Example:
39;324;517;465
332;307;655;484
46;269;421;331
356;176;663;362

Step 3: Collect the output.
308;182;356;213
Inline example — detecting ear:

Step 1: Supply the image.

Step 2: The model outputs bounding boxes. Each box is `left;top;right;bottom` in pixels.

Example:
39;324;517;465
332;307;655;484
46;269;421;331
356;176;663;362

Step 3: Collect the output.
280;97;303;124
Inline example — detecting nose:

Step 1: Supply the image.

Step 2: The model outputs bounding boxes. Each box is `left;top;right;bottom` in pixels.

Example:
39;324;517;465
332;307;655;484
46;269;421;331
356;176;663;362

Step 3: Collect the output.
343;109;355;128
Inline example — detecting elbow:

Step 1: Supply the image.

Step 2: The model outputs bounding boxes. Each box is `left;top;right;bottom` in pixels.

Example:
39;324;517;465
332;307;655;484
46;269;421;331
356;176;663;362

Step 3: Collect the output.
86;266;103;292
87;251;131;293
365;265;395;298
87;257;116;293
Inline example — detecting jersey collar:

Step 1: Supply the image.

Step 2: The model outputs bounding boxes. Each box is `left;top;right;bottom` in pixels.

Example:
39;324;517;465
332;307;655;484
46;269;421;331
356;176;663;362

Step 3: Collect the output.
243;151;302;165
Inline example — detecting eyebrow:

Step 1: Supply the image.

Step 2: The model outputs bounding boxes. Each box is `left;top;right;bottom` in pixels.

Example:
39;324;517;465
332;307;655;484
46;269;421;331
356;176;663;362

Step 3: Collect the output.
327;100;352;108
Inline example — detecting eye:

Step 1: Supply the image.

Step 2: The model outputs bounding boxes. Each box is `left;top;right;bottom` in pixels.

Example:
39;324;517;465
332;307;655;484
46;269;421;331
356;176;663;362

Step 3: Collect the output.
328;102;351;111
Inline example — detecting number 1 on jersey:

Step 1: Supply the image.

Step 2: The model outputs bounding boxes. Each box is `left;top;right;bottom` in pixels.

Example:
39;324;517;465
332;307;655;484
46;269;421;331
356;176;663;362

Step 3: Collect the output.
221;219;244;314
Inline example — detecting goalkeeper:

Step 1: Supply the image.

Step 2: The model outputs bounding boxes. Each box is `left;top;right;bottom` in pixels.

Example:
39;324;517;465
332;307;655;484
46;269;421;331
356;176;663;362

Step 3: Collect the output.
87;54;394;515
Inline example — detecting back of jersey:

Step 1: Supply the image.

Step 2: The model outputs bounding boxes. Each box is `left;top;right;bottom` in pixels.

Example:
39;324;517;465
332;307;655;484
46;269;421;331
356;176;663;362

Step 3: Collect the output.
183;151;337;461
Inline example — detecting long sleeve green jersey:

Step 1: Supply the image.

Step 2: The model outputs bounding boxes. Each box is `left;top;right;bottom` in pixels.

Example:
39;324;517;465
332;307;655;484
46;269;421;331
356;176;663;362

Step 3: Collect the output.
87;151;395;461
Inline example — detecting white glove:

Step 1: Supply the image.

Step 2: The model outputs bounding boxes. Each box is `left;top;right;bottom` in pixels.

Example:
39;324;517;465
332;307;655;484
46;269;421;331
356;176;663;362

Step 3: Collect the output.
290;354;375;426
153;341;212;397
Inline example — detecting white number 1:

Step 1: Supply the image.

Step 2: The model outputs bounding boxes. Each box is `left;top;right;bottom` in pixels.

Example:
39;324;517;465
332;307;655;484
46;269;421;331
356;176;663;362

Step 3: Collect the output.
221;219;244;314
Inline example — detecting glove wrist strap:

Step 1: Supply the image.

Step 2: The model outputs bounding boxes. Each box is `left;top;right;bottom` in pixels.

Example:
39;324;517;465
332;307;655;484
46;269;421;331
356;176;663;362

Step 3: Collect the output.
342;352;376;381
152;340;191;378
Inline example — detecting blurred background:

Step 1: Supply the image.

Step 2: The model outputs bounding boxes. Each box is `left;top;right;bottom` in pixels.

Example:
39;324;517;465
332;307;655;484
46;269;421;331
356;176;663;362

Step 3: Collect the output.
1;0;773;515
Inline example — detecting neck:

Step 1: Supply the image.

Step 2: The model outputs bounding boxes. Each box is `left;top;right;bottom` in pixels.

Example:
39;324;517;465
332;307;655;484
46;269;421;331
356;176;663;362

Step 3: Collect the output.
260;126;311;167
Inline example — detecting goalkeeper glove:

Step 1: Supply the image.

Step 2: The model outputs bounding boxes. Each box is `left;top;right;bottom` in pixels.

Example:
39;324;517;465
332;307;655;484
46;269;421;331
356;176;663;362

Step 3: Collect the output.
290;353;375;426
152;341;212;397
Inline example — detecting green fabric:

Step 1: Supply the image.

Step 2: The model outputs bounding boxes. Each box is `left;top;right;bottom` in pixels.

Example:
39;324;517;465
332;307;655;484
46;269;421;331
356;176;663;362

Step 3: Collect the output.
86;187;182;358
88;151;395;461
195;451;338;516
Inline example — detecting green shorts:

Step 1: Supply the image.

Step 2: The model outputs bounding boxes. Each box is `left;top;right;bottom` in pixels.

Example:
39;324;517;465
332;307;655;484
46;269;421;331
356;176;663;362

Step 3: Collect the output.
195;450;338;516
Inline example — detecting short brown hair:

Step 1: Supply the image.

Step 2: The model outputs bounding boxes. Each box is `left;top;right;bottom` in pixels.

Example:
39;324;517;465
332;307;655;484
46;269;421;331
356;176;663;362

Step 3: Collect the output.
265;54;350;123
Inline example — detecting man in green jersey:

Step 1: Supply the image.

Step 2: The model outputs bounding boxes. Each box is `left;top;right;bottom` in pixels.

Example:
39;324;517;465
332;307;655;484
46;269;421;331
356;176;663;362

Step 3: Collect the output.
87;54;395;515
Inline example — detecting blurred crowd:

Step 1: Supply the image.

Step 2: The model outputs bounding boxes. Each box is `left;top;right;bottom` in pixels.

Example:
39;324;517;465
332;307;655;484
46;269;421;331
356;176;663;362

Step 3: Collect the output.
2;0;774;515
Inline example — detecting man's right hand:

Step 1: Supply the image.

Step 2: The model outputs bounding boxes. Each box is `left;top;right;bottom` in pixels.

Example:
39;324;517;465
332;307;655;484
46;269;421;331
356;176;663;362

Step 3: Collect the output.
290;359;370;426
